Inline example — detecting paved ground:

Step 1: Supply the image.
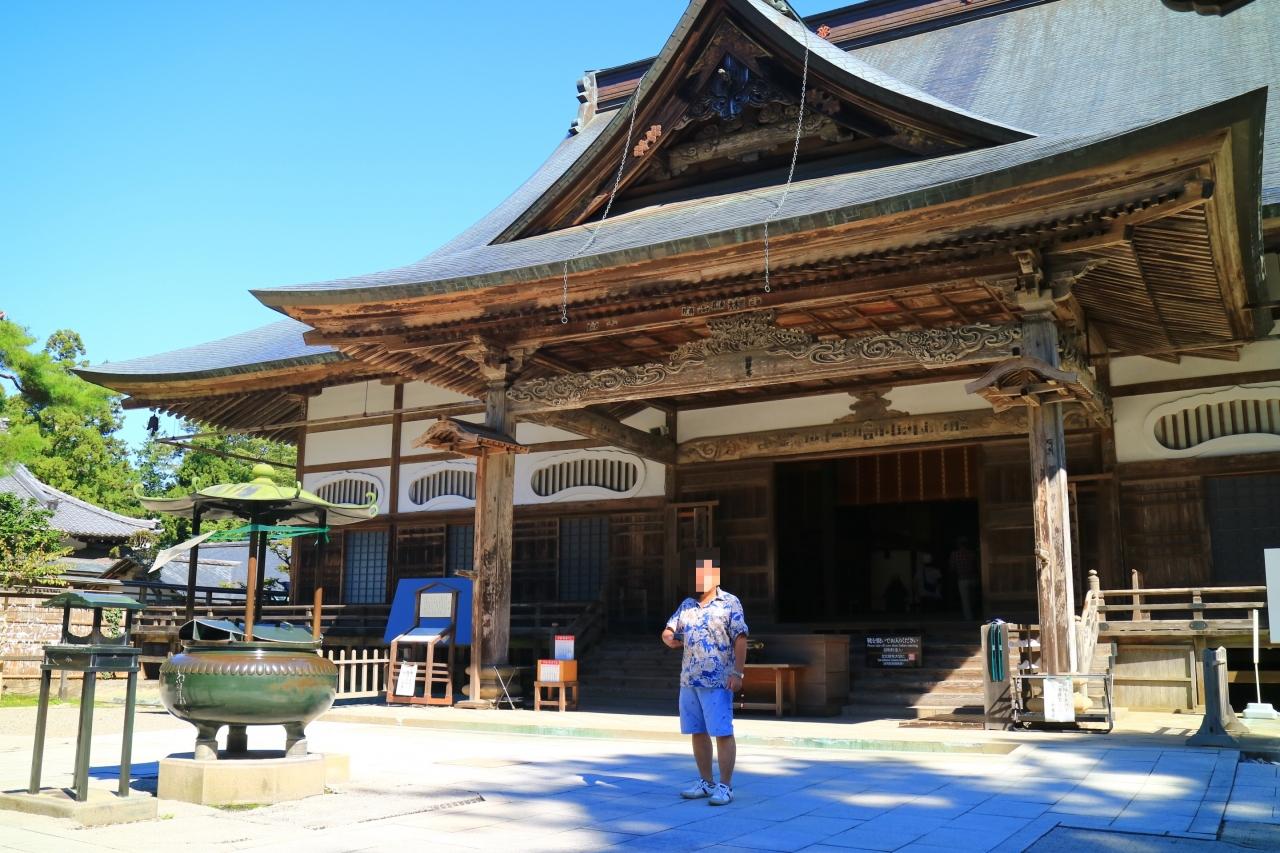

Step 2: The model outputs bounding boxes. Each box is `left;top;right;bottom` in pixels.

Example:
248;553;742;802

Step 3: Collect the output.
0;700;1277;852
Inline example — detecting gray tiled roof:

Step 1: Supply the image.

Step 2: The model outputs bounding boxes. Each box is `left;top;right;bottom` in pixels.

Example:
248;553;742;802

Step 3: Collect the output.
252;93;1261;305
153;542;289;589
851;0;1280;208
0;464;158;539
76;318;344;382
80;0;1277;382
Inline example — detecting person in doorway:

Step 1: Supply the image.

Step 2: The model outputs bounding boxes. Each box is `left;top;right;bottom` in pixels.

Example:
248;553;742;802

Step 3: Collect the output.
661;549;748;806
917;553;943;613
950;536;980;621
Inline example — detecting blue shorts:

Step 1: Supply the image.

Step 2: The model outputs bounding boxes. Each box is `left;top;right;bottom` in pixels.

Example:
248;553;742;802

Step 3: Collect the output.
679;686;734;737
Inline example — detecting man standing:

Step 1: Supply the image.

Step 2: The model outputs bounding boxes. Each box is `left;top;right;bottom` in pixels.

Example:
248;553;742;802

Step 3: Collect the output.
950;537;980;621
661;550;748;806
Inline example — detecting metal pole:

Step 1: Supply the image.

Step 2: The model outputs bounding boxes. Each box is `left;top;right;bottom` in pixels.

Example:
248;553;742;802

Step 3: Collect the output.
244;527;259;642
27;669;53;794
185;507;204;626
72;672;96;802
255;526;269;623
313;510;326;640
119;667;137;798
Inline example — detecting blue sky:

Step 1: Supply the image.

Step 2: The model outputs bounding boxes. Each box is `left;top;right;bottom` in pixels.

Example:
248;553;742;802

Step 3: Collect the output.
1;1;829;450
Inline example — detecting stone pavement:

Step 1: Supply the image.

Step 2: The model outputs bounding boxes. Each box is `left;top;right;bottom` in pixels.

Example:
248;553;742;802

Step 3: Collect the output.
0;702;1277;852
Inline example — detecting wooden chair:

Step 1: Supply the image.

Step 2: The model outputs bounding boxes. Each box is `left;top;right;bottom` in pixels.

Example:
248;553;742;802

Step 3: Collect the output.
386;582;457;706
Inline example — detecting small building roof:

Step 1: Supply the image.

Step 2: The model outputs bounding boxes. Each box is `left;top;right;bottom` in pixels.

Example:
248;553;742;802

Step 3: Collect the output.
0;464;158;541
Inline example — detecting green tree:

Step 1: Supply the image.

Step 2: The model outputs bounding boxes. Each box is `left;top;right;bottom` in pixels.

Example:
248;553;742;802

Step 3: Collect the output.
0;492;68;589
0;320;140;515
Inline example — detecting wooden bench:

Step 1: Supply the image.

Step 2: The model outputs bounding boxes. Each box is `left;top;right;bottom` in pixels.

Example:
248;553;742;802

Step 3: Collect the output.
533;680;579;711
734;663;806;717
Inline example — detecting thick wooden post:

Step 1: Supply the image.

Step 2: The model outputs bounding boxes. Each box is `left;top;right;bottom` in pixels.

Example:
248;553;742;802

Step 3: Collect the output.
184;507;203;625
1023;314;1077;674
468;377;517;703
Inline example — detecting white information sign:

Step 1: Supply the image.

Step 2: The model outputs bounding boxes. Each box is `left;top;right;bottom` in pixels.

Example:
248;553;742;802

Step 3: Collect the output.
1042;676;1076;723
1266;549;1280;639
554;635;575;661
395;662;418;697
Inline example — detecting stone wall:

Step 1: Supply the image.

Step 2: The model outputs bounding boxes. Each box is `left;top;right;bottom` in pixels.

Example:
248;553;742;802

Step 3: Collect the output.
0;589;91;694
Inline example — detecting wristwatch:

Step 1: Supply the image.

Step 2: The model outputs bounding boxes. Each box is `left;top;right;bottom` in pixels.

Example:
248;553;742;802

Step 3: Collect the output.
732;671;744;678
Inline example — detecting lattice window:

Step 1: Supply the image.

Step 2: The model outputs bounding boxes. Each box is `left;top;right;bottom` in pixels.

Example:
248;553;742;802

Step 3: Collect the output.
1152;395;1280;451
315;474;380;506
343;530;388;604
531;456;639;497
408;468;476;505
446;524;474;576
559;516;609;602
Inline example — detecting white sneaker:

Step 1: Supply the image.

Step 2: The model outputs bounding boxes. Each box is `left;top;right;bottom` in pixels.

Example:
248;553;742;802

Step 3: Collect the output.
680;778;714;799
708;782;733;806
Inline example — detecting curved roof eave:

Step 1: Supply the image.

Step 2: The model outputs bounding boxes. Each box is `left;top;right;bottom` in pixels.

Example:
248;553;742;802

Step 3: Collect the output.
251;90;1265;312
74;318;350;387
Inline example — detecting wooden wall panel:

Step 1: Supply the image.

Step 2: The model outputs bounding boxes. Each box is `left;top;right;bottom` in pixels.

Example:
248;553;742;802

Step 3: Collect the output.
1120;478;1212;588
1113;643;1197;710
678;463;774;619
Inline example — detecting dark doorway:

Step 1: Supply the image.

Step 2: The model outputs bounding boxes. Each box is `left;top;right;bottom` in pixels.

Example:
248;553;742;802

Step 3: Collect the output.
776;454;980;622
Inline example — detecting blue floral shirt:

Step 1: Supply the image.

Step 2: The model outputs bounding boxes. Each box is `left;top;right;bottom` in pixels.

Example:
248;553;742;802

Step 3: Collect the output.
666;589;749;688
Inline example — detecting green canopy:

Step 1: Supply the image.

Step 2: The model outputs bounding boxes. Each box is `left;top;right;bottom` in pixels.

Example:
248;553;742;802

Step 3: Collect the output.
136;463;377;525
43;591;145;611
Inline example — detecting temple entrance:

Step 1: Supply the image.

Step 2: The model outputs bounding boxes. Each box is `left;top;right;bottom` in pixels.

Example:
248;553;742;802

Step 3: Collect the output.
776;449;980;623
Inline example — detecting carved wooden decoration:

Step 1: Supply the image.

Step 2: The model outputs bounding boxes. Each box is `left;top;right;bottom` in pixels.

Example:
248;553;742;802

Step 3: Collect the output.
672;405;1093;465
965;355;1110;426
508;312;1021;414
413;417;525;458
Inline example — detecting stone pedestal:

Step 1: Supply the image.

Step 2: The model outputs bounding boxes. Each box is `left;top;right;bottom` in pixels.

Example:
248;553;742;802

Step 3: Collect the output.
157;751;348;806
0;787;157;827
461;664;523;705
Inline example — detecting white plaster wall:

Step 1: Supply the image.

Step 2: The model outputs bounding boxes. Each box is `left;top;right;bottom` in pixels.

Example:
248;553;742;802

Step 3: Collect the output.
394;449;665;513
402;381;475;409
308;381;395;420
1114;382;1280;463
622;407;668;433
677;380;986;441
1111;339;1280;385
302;466;391;516
305;424;393;466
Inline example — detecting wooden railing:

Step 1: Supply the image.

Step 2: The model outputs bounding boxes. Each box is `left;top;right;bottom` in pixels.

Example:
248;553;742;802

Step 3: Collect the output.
132;603;390;639
1098;577;1267;635
1074;570;1102;674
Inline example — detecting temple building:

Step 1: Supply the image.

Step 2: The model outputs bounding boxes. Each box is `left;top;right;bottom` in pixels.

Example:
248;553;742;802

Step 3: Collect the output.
80;0;1280;715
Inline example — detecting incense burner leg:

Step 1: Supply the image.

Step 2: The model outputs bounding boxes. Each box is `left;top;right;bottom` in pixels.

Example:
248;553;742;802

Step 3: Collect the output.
284;723;307;758
226;725;248;755
194;724;220;761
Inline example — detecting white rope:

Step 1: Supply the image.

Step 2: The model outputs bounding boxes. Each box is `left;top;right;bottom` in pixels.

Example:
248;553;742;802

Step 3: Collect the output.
560;85;643;324
763;23;811;294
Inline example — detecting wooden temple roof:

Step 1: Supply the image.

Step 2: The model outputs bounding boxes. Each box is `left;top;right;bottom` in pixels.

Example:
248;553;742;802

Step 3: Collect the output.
76;0;1280;433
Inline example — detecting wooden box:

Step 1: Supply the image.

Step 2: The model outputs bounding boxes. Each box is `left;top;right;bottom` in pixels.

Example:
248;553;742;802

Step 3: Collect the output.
537;659;578;683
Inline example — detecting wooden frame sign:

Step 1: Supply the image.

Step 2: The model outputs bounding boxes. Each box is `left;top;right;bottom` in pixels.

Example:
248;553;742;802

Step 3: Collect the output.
866;633;923;668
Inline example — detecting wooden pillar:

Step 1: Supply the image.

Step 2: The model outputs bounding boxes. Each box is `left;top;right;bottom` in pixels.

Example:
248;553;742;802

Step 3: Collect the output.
1024;314;1077;674
473;379;517;674
184;507;203;625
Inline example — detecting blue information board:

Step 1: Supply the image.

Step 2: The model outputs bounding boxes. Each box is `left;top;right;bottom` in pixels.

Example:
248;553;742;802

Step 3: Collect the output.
383;577;472;646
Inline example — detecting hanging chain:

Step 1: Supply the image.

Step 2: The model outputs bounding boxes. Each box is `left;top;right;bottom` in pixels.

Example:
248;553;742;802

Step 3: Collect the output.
560;85;643;324
763;23;811;294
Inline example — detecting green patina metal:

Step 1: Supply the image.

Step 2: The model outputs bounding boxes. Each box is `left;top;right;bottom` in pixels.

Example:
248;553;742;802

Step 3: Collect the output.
137;463;376;760
41;591;147;612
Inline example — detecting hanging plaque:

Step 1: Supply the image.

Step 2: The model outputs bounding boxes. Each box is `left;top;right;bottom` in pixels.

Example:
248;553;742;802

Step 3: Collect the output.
395;662;418;697
865;633;923;668
1042;676;1076;722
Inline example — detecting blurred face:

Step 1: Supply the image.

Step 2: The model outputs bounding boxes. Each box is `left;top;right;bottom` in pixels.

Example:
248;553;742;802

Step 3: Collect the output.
694;558;720;593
